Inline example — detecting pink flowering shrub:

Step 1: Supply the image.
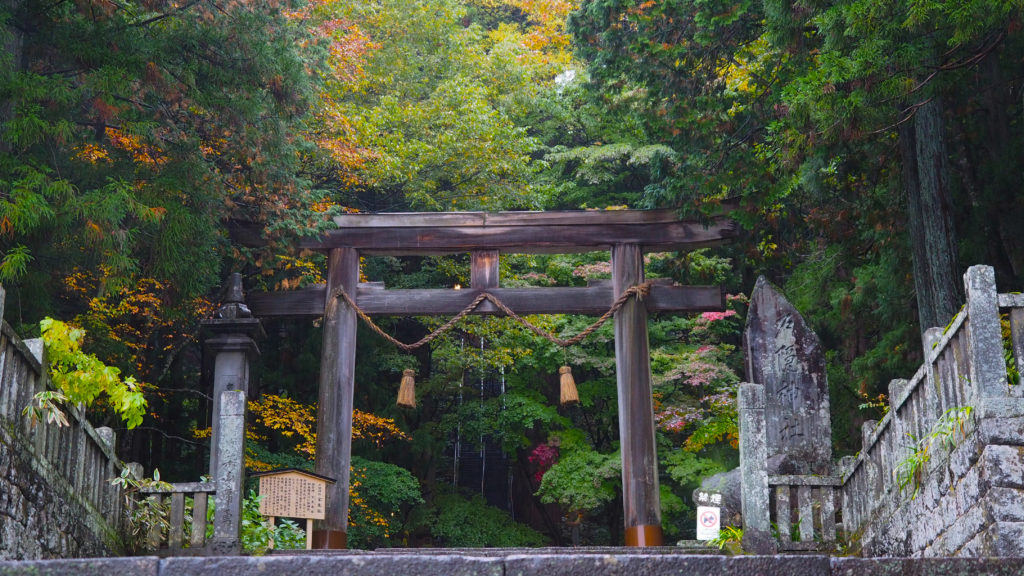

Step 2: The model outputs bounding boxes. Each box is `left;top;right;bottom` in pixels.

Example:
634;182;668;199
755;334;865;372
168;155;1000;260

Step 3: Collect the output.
571;261;611;279
519;272;557;286
689;296;745;343
652;291;747;447
659;344;737;388
655;405;703;433
655;344;739;443
528;443;559;484
700;309;737;322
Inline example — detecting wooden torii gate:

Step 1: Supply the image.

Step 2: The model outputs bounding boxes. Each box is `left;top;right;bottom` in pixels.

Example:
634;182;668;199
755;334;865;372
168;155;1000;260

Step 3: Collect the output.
248;209;736;548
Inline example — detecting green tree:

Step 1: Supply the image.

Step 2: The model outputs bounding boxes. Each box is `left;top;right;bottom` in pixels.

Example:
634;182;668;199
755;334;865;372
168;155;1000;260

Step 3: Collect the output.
535;444;620;514
567;0;769;209
0;0;325;319
303;0;557;211
429;491;548;546
348;456;425;548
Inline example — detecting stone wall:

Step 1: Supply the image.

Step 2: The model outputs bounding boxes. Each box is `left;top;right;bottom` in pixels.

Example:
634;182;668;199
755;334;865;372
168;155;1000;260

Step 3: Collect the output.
837;266;1024;556
847;417;1024;556
0;320;126;559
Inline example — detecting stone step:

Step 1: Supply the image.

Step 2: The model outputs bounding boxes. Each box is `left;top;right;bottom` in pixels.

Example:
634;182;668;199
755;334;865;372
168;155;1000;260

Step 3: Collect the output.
305;543;721;556
3;553;1024;576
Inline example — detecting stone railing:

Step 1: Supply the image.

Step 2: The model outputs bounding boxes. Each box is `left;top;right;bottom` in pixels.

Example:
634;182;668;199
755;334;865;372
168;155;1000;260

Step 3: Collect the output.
0;311;127;558
741;265;1024;556
137;390;245;556
837;265;1024;554
768;475;839;551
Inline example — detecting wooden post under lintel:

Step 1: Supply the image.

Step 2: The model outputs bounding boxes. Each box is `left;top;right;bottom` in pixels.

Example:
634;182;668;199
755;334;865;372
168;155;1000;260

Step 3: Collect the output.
313;247;359;549
471;250;499;313
612;243;663;546
470;250;499;288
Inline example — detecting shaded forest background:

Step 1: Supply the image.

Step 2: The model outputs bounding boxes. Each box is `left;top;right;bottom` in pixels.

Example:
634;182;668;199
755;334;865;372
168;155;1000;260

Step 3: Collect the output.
2;0;1023;546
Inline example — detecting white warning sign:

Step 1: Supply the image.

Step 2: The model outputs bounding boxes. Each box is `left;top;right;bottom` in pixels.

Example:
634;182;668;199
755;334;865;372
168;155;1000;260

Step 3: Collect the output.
695;505;721;540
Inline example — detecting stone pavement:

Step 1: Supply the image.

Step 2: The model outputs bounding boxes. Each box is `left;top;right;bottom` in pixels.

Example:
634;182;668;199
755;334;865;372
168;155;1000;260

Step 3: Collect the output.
2;551;1024;576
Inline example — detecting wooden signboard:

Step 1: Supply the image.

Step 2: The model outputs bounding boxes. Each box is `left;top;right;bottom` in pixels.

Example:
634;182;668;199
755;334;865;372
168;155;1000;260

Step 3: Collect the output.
252;468;335;549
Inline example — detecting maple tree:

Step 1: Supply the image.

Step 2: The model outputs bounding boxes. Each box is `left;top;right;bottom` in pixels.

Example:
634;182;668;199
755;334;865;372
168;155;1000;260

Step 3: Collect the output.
34;317;147;429
61;269;214;383
247;393;409;467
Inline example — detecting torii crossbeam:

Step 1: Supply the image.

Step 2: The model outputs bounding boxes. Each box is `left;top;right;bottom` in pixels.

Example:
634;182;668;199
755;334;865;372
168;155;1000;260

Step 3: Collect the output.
249;208;737;548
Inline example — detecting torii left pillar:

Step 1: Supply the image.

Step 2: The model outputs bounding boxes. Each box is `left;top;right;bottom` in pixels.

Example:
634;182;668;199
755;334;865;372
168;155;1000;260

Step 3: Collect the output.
313;247;359;549
613;243;663;546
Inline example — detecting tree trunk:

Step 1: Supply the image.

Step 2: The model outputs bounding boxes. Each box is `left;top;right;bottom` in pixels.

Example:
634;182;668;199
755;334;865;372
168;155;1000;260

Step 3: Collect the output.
900;97;962;331
982;51;1024;280
900;118;934;330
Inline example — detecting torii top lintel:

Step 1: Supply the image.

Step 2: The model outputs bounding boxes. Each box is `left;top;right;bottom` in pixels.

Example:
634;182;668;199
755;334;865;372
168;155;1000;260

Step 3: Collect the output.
301;209;738;255
247;208;737;318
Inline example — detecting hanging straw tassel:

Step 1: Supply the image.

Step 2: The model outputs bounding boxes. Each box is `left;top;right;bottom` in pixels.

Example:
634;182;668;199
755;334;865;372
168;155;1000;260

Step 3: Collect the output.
559;366;579;406
397;369;416;408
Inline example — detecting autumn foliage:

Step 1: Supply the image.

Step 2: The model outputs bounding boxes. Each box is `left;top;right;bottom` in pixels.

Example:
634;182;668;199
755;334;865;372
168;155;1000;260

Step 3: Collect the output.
247;393;409;468
245;394;410;536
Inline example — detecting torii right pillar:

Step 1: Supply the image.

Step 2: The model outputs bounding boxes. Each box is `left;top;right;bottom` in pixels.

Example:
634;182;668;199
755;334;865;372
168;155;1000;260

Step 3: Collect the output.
612;243;663;546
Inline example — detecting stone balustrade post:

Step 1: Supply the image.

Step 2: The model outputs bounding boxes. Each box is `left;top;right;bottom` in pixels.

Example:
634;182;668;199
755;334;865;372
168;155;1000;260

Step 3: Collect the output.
96;427;117;517
209;390;246;555
738;382;775;554
963;265;1019;416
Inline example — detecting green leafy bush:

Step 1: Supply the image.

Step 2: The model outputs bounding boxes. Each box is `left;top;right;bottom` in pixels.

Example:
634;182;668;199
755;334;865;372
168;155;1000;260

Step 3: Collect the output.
429;492;547;547
535;447;620;513
348;456;424;549
239;490;307;553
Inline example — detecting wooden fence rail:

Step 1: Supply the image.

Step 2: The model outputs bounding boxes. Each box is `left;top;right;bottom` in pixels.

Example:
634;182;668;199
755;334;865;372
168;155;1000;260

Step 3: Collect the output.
139;482;218;554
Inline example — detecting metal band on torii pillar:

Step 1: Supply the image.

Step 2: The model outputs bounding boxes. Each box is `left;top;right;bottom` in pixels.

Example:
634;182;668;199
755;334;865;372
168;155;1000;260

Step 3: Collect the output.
313;247;359;549
613;243;664;546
